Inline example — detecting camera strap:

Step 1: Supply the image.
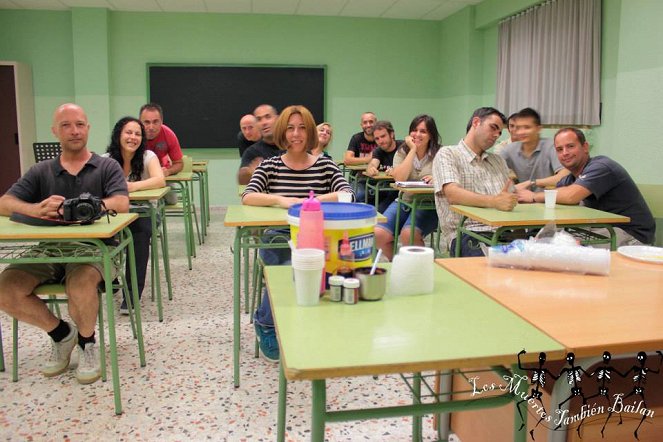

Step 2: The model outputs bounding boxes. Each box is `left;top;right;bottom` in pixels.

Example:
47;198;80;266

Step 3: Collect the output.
10;204;118;227
10;212;81;227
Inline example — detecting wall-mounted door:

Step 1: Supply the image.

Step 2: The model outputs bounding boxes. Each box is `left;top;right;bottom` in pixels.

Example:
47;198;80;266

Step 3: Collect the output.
0;61;36;194
0;65;21;194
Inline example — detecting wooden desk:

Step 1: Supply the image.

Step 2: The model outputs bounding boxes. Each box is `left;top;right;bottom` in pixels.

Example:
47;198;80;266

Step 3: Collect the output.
224;204;385;387
266;264;565;441
438;255;663;440
0;213;145;414
437;254;663;357
129;187;172;321
450;204;630;257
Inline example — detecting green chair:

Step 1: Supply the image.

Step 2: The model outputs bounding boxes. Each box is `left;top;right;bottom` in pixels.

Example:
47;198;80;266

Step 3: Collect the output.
11;284;107;383
10;273;144;383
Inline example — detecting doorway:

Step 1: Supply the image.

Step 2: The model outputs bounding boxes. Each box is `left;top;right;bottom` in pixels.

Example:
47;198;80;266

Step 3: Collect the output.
0;65;21;194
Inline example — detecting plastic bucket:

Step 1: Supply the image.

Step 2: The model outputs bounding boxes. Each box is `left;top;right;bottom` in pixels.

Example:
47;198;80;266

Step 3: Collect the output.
288;202;377;275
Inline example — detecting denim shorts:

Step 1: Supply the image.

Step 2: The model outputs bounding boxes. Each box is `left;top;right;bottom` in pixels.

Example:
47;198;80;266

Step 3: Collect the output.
375;200;439;237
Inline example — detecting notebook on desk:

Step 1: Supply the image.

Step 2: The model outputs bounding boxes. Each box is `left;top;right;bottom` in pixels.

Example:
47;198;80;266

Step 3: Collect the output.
395;181;433;188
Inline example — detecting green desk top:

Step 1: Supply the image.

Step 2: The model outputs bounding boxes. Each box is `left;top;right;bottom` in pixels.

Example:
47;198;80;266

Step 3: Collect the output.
265;264;564;381
363;172;394;180
451;203;630;227
0;213;138;240
129;187;170;201
346;164;368;171
165;172;193;182
224;205;289;227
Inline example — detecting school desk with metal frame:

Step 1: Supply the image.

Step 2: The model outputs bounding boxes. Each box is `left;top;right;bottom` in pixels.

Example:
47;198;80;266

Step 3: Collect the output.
224;205;387;388
223;205;293;388
346;164;368;194
362;171;395;209
0;213;146;415
438;254;663;441
449;203;630;257
192;161;210;239
264;263;565;442
165;171;196;269
129;187;172;322
390;184;436;255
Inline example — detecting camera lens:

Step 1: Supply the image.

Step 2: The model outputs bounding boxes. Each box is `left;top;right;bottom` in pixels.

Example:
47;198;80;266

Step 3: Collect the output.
74;202;95;221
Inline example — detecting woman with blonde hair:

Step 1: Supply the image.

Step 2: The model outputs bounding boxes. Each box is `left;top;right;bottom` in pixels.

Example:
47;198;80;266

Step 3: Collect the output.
311;122;333;158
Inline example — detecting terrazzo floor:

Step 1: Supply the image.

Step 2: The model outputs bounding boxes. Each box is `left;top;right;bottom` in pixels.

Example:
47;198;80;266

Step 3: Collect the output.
0;207;457;441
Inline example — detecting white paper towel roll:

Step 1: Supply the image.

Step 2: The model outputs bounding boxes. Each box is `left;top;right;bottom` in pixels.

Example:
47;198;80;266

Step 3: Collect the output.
388;246;435;296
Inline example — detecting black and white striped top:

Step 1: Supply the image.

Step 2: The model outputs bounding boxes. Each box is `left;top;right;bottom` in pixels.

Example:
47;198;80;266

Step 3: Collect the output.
242;155;353;198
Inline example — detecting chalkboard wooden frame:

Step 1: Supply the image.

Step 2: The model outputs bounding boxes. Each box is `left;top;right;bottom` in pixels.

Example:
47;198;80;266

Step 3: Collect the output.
147;63;326;149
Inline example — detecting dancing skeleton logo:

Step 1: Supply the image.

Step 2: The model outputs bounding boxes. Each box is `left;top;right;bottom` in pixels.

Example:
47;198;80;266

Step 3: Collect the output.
471;350;663;440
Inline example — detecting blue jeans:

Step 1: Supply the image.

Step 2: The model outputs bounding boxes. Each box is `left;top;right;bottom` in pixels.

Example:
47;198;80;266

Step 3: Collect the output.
450;233;487;257
376;200;439;238
254;229;291;328
354;179;367;203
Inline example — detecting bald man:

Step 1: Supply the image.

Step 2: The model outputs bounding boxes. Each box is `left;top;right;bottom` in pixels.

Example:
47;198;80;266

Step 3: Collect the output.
0;103;129;385
237;104;280;184
237;114;261;157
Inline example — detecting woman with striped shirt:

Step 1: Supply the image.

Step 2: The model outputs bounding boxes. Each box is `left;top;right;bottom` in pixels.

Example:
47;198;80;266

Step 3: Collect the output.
242;105;353;361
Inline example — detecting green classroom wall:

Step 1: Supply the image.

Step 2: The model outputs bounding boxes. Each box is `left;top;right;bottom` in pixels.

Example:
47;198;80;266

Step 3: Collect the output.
1;0;662;209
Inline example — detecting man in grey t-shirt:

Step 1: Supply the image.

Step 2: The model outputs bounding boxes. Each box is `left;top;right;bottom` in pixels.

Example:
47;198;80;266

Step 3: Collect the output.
500;108;569;194
516;127;655;245
0;103;129;385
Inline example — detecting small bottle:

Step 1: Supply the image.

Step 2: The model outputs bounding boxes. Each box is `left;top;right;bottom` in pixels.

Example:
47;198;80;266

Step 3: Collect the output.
328;275;345;302
343;278;360;305
336;232;355;278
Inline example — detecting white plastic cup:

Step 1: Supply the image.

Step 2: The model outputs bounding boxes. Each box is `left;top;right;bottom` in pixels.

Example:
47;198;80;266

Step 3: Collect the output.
337;192;353;203
544;189;558;209
292;248;325;306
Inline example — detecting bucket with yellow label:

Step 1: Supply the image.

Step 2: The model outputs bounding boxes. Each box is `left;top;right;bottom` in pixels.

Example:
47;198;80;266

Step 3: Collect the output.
288;202;377;275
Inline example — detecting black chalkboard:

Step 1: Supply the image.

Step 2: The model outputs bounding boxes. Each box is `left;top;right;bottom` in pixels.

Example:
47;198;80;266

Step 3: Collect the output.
148;65;325;149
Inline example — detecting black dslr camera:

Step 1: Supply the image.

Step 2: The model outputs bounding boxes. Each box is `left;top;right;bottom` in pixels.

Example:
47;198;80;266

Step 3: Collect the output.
62;193;105;224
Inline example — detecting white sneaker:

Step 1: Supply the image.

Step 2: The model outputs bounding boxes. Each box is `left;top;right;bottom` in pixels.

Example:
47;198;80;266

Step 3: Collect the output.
42;325;78;377
74;343;101;384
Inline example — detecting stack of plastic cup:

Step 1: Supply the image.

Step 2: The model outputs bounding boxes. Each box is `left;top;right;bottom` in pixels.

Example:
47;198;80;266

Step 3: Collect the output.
291;248;325;306
544;189;558;209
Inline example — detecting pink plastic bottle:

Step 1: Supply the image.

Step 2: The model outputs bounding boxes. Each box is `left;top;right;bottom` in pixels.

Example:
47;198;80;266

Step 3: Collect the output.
297;191;326;293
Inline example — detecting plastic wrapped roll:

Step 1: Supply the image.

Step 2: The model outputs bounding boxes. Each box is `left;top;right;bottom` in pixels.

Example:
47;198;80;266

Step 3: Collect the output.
487;240;610;276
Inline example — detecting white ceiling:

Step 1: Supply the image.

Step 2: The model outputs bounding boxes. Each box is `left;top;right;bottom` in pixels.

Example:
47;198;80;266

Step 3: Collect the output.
0;0;484;21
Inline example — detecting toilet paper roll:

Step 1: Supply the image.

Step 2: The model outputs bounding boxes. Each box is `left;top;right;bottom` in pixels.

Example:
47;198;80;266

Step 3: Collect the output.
388;246;435;296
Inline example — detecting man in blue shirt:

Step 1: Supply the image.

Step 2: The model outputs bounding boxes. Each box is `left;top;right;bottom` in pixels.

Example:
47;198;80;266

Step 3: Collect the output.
516;127;655;245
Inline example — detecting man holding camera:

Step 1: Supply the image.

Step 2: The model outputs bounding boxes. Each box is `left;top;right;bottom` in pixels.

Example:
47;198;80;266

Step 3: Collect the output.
0;103;129;384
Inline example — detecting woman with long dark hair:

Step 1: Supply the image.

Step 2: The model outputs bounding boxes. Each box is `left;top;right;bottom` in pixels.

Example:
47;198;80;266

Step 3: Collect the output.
105;117;165;314
374;114;441;260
